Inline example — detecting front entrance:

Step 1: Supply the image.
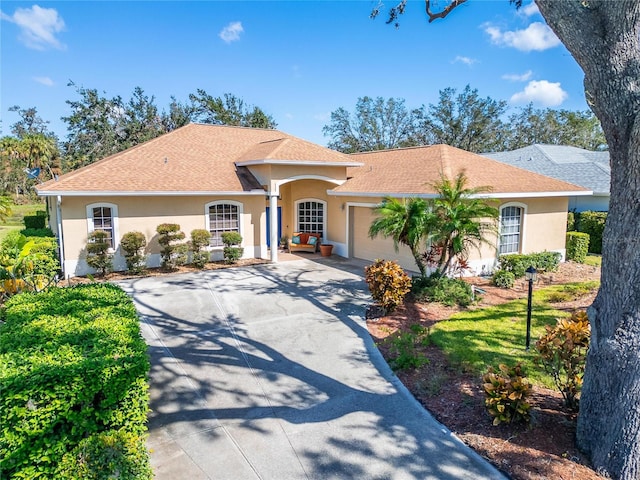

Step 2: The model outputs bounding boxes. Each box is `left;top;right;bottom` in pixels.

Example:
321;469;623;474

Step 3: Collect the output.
266;206;282;248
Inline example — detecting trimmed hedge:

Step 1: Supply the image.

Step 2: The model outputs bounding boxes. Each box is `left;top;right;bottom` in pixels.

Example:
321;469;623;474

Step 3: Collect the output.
577;211;606;254
498;251;562;278
0;284;151;479
566;232;590;263
23;214;46;229
19;227;55;238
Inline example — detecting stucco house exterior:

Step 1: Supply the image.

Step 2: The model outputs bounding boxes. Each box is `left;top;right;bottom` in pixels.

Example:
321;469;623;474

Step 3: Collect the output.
37;124;590;277
483;144;610;212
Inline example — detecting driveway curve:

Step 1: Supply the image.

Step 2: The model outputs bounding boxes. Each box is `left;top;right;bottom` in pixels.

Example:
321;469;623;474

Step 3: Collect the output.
118;258;506;480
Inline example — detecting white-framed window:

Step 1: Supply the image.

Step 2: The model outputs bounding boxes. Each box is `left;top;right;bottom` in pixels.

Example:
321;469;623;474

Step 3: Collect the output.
86;203;119;249
295;199;326;239
205;201;243;247
499;204;525;255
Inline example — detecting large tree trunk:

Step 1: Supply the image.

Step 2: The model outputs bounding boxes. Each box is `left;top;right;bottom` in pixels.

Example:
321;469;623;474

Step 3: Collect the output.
536;2;640;478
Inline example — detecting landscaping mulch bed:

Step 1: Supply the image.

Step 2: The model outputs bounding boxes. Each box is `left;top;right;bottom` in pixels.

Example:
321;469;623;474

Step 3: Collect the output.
366;261;605;480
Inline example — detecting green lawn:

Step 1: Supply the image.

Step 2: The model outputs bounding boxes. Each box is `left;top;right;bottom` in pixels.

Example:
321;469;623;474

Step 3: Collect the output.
0;201;46;241
429;281;599;388
584;254;602;267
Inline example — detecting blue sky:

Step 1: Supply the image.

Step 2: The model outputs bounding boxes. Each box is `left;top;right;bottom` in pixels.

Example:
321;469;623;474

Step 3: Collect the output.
1;1;588;146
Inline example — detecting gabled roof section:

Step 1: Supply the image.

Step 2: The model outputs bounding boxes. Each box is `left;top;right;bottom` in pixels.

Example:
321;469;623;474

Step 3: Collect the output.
235;137;362;166
483;144;610;195
37;124;357;196
332;144;590;198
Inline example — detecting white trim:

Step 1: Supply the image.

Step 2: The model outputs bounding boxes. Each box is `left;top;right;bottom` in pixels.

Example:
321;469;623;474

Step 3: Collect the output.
328;191;439;199
236;159;363;167
498;202;527;255
294;198;327;242
204;200;244;248
275;175;345;188
37;190;266;197
86;202;120;250
328;190;592;199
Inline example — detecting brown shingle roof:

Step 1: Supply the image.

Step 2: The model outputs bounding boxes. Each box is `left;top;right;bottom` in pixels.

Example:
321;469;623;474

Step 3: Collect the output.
37;124;356;195
335;144;590;197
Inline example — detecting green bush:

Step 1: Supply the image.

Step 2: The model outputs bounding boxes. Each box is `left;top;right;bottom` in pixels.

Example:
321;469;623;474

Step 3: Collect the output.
566;232;590;263
0;233;60;298
492;270;515;289
20;227;55;237
412;274;474;307
385;325;430;371
57;430;152;479
221;231;243;264
23;214;46;229
364;259;412;314
86;230;113;275
190;229;211;268
577;210;606;254
120;231;147;274
483;363;532;426
567;211;576;232
0;284;150;479
498;251;561;278
536;311;590;411
157;223;187;269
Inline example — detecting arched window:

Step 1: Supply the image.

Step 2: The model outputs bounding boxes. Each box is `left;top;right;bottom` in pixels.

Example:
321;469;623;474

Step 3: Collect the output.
295;199;326;239
205;201;243;247
86;203;119;249
499;204;525;255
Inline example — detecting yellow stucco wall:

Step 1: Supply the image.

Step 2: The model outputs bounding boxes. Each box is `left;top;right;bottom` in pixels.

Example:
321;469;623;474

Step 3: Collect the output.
59;195;266;275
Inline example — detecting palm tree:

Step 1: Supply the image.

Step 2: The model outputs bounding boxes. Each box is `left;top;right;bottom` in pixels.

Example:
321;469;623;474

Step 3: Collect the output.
430;172;499;276
368;197;434;278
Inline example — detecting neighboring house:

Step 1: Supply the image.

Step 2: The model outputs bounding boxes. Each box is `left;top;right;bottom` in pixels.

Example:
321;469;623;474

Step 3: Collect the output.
483;144;610;212
37;124;589;277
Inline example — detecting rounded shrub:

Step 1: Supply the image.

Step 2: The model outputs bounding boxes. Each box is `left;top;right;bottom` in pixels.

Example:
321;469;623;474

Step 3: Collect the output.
364;259;412;314
492;270;515;289
86;230;113;275
190;229;211;268
221;232;243;264
120;231;147;274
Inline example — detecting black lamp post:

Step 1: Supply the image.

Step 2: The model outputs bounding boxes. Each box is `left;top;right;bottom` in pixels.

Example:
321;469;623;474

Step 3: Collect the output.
525;266;537;350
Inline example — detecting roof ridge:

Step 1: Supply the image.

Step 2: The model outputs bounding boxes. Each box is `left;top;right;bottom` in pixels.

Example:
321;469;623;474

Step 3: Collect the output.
350;144;434;156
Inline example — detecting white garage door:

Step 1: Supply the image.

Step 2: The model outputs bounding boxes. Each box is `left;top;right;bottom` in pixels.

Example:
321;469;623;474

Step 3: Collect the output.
350;206;419;274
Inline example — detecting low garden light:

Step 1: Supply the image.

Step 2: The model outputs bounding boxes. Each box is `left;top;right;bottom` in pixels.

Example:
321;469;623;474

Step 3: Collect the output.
525;266;538;350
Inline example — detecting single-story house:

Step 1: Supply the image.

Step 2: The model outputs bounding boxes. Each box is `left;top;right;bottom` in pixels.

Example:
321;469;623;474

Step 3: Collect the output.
483;144;610;212
36;124;590;277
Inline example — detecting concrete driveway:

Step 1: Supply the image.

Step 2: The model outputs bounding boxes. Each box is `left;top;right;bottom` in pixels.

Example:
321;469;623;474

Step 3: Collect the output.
118;258;505;480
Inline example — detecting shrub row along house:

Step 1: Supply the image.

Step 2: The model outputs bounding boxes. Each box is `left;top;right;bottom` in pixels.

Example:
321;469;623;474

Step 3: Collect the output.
36;124;590;277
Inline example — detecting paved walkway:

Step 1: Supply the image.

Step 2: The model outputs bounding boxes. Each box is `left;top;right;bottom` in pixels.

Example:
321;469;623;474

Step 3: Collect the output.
118;258;506;480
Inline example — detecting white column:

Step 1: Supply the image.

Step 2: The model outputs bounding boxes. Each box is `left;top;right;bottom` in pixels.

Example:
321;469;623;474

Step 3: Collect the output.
269;193;279;262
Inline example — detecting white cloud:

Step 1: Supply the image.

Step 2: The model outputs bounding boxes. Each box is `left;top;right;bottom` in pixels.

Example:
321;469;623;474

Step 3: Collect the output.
313;112;330;122
510;80;568;106
502;70;533;82
33;76;54;86
484;22;560;52
452;55;478;66
284;113;294;120
520;2;540;17
1;5;65;50
219;21;243;43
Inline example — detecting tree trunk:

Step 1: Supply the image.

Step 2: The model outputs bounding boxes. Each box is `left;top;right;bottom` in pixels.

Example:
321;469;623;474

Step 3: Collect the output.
536;2;640;478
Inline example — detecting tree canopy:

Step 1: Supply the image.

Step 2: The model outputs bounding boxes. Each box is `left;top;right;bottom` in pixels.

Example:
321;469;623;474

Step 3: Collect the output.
323;86;605;154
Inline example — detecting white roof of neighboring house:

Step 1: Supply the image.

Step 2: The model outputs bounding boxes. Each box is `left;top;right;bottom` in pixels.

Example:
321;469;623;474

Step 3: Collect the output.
482;144;610;196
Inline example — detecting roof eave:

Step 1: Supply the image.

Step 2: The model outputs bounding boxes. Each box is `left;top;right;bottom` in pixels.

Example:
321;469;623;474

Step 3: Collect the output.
36;189;267;197
328;190;592;199
236;159;363;167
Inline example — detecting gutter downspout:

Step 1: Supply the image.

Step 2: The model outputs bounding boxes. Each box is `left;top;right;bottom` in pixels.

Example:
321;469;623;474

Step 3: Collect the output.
56;195;66;279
